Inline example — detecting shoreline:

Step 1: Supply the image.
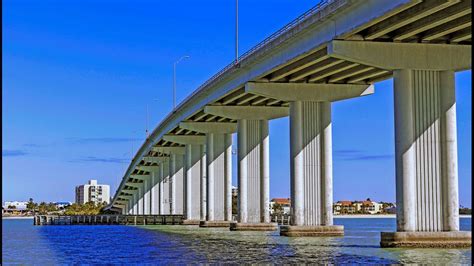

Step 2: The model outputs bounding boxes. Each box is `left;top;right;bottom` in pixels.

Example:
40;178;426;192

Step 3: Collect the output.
2;216;34;219
334;214;472;218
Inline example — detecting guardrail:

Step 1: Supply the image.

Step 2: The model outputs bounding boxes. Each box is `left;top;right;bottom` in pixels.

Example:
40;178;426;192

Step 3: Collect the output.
34;215;184;226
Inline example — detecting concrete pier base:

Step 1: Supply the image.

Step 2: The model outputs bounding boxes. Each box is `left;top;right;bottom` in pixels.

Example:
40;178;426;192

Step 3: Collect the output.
380;231;471;248
199;220;232;228
230;222;278;231
181;219;201;225
280;225;344;237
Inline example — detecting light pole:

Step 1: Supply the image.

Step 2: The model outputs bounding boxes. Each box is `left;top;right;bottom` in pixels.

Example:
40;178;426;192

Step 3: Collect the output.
173;55;190;110
146;98;159;138
235;0;239;63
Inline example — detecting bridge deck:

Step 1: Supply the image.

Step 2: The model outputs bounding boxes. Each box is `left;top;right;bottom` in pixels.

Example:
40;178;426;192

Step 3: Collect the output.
110;0;471;209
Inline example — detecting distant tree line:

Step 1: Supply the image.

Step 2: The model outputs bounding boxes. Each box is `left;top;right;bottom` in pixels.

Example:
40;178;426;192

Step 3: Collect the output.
25;198;108;215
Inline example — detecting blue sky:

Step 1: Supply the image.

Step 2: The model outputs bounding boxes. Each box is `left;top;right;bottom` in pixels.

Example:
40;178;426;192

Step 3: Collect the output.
3;0;471;207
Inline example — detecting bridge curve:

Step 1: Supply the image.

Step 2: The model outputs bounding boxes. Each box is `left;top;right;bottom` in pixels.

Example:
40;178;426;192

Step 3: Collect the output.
107;0;471;247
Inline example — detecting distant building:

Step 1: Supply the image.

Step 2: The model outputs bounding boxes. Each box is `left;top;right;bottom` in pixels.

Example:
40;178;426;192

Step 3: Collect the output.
361;200;384;214
232;186;238;197
270;198;291;215
54;202;72;209
3;201;28;210
334;200;390;214
75;180;110;204
334;201;355;214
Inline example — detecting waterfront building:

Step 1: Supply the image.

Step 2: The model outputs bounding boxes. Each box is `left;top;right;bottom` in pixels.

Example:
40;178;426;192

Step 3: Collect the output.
334;201;355;214
270;198;291;215
75;180;110;204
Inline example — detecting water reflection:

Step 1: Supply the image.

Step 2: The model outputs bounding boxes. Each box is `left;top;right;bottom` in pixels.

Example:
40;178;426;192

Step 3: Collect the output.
2;218;471;264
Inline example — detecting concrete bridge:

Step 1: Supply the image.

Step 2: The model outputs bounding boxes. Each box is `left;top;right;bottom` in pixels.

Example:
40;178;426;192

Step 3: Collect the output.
106;0;472;247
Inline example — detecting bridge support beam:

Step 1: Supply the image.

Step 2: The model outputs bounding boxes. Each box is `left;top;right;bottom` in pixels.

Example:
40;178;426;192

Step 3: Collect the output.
244;82;375;236
159;158;171;215
327;40;471;247
279;101;343;236
150;170;159;214
182;144;205;225
380;69;470;248
200;133;232;227
163;133;208;224
178;122;234;227
143;177;150;215
204;107;291;231
230;119;278;231
169;153;185;215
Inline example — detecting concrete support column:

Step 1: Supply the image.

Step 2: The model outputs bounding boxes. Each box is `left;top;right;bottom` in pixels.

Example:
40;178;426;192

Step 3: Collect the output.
394;69;460;232
169;153;184;215
159;159;170;215
151;171;159;214
440;71;459;232
200;147;207;220
137;186;144;215
289;101;333;226
143;178;150;215
205;133;232;222
381;69;470;248
133;193;138;215
237;119;270;224
184;144;203;223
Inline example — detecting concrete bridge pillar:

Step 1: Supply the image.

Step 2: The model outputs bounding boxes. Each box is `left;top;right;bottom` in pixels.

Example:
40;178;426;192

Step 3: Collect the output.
204;133;232;226
282;101;343;236
232;119;278;231
137;186;144;215
133;193;138;215
160;159;171;215
183;144;204;224
151;170;159;214
167;129;230;227
169;153;185;215
381;69;470;247
327;40;471;247
202;106;288;230
143;178;150;215
244;82;374;235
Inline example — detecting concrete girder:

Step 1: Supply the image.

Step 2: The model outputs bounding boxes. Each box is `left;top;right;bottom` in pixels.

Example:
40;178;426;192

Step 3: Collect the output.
392;0;472;41
130;174;150;180
179;122;237;134
363;0;458;40
204;106;289;120
121;189;136;193
162;134;207;145
245;82;374;102
125;183;143;188
151;146;186;155
135;165;159;172
118;195;133;199
327;40;471;71
143;156;167;164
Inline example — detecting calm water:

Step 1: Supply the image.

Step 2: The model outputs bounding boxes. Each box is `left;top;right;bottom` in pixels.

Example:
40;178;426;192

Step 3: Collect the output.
2;217;471;264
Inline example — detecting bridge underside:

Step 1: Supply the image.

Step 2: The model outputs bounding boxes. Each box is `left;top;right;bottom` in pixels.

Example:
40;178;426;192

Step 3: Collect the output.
109;0;471;247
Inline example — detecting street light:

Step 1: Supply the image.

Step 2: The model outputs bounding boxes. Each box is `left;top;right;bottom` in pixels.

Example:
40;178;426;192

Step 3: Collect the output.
235;0;239;63
173;55;190;110
146;98;159;138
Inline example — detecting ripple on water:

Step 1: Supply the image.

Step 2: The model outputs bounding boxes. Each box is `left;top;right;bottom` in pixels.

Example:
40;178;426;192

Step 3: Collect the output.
2;218;471;264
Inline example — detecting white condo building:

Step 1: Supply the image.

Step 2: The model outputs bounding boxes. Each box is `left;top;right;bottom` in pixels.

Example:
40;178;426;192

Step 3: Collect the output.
75;180;110;204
